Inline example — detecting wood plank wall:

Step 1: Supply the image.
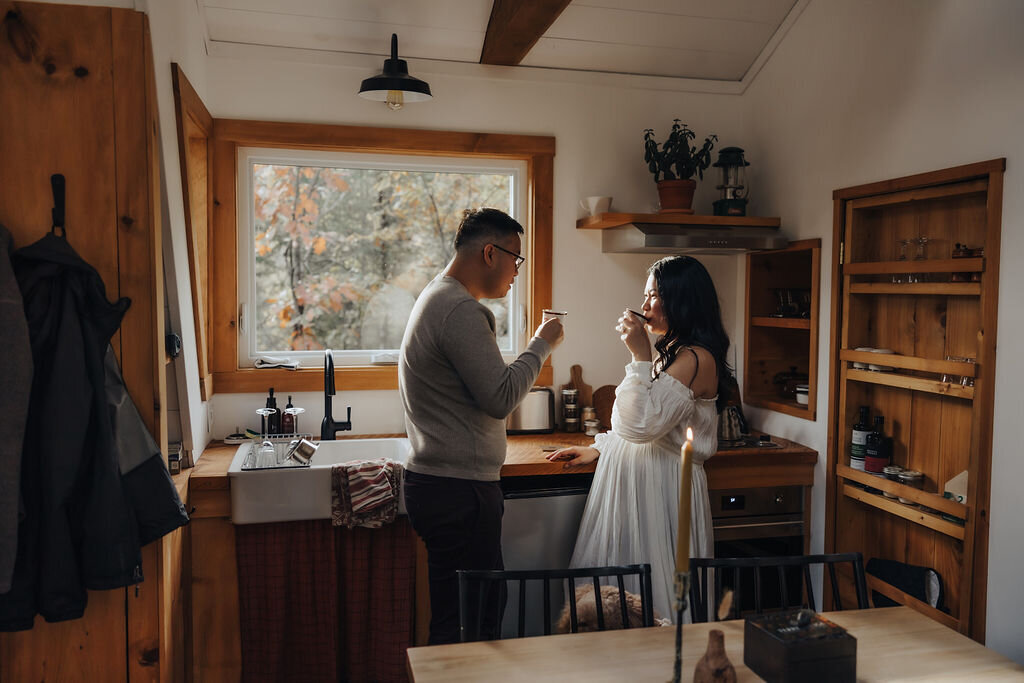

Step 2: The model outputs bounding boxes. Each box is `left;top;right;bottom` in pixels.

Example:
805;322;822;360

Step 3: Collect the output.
0;4;182;680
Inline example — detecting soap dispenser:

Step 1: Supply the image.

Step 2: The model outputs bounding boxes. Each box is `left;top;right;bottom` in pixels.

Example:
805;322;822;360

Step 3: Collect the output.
265;388;281;435
281;395;295;434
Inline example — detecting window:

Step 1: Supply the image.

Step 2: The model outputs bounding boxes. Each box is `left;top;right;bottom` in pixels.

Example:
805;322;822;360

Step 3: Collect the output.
237;147;527;366
205;119;553;393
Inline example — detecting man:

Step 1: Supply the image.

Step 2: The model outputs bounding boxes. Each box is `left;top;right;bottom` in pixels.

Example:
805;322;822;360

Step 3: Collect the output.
399;208;563;644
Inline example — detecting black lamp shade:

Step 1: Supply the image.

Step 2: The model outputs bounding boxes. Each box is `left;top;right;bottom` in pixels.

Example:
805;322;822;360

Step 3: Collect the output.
358;34;432;103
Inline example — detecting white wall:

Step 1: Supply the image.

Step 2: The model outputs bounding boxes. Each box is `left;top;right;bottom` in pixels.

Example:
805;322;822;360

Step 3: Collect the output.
742;0;1024;661
201;46;746;436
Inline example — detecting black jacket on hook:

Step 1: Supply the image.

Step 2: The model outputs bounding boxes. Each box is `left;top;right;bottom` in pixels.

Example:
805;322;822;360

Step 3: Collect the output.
0;233;189;631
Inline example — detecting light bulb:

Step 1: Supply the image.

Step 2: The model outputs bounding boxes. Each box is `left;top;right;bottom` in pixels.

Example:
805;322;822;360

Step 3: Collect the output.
385;90;404;111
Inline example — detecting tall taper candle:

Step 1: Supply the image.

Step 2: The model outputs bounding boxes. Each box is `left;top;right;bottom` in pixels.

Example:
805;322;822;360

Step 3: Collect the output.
676;427;694;574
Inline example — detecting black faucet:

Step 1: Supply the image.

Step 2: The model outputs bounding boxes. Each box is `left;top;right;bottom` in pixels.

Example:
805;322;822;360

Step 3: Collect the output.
320;349;351;440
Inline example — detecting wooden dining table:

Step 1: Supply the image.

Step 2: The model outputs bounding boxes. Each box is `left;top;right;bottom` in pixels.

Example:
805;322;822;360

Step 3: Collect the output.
406;607;1024;682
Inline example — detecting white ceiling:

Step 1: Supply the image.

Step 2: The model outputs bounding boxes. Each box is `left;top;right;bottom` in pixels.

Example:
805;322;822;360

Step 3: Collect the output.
201;0;801;83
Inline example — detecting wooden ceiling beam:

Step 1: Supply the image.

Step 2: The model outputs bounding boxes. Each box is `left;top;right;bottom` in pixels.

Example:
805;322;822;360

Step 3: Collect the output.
480;0;574;66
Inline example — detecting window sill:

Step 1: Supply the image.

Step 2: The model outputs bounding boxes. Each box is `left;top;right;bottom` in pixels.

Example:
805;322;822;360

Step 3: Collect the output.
212;363;553;393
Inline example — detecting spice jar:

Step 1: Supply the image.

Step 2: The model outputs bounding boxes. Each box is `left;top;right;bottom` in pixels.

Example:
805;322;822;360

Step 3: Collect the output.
561;388;578;405
581;406;596;422
563;403;579;419
882;465;904;498
564;417;580;433
583;418;600;436
897;470;923;505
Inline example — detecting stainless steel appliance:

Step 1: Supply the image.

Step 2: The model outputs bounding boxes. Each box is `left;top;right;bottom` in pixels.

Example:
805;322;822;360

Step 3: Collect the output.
711;486;805;613
506;386;555;434
500;473;592;637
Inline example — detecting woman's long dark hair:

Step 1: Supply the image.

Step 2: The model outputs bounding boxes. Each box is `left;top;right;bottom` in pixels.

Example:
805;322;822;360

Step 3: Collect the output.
648;256;733;411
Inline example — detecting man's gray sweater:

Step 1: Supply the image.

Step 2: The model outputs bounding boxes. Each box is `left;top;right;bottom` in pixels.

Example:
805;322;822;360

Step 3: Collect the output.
399;275;551;481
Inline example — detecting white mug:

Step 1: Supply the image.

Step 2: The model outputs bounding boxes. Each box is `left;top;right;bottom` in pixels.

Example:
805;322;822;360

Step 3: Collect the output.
580;196;612;216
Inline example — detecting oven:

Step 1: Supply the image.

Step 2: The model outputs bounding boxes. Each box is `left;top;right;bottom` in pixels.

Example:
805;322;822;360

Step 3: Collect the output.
709;486;805;612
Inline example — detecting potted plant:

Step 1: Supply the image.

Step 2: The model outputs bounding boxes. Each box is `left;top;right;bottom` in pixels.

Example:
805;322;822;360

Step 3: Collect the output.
643;120;717;213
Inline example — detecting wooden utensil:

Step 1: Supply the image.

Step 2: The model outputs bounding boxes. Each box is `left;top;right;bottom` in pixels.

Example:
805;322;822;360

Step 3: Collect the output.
560;364;593;408
592;384;616;431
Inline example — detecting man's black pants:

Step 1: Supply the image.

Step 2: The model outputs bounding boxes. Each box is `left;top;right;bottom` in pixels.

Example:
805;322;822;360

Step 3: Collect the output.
403;470;505;644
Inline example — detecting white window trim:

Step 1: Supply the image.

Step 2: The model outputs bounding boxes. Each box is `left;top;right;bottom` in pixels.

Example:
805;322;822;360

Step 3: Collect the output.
236;146;529;368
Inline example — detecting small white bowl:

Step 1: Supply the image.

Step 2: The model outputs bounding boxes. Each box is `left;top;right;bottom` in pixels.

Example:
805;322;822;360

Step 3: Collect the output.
853;347;875;369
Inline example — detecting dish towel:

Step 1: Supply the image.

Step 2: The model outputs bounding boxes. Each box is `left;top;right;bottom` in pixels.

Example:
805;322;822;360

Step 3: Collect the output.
331;459;403;528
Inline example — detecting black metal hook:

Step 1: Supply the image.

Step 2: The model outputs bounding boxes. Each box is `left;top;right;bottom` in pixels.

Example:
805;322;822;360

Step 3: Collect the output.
50;174;66;238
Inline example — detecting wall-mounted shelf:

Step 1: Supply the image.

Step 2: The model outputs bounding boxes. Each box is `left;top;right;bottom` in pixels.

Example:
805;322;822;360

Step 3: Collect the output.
847;282;981;296
744;239;821;421
751;316;812;330
576;212;781;230
843;258;984;275
837;464;968;519
841;484;965;540
845;368;976;400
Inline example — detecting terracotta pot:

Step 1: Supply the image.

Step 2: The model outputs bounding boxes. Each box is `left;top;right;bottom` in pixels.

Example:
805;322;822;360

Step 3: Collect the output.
656;179;696;214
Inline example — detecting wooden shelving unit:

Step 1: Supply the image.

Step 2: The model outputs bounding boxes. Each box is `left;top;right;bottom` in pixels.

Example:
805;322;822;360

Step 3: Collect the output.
824;160;1004;641
743;239;821;420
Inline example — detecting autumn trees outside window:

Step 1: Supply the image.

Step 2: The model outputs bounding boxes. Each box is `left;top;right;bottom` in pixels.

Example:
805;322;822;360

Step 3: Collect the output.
238;148;526;366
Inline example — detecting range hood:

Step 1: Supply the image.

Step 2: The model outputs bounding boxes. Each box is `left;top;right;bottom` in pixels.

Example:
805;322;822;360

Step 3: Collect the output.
593;214;787;255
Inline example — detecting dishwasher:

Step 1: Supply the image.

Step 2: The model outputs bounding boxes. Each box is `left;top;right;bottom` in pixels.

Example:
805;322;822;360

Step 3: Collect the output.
499;472;593;638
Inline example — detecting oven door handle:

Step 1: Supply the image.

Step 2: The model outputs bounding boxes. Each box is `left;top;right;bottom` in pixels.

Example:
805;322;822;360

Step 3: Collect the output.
712;519;804;540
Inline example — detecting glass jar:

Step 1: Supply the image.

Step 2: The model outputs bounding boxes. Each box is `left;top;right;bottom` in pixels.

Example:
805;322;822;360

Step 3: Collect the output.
564;417;580;433
882;465;904;498
897;470;923;505
561;388;579;406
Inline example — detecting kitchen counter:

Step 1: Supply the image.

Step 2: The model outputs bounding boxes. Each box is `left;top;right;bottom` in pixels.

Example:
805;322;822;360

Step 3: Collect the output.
188;431;817;496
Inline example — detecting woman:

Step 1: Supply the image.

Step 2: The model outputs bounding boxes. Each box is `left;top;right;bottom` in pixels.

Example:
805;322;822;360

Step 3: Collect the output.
547;255;731;622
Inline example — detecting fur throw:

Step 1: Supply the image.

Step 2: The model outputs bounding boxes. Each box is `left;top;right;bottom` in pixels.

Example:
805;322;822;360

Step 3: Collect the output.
557;584;667;633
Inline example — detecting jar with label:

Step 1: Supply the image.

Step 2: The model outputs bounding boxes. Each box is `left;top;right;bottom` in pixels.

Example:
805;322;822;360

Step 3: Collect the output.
563;403;579;419
564;417;580;433
561;388;579;405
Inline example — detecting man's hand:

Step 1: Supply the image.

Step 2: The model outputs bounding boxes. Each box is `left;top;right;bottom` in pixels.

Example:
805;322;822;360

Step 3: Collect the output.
535;317;564;349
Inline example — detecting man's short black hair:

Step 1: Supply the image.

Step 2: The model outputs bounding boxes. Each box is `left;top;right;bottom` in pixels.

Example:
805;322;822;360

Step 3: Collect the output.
453;208;524;251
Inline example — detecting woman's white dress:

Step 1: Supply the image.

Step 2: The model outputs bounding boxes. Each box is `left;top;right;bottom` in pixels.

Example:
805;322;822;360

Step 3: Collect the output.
569;360;718;623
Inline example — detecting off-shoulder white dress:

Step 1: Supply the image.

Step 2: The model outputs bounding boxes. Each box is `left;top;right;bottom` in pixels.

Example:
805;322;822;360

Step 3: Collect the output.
569;360;718;623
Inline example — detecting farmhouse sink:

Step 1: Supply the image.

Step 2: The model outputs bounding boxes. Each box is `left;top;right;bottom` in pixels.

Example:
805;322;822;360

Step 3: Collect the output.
228;438;412;524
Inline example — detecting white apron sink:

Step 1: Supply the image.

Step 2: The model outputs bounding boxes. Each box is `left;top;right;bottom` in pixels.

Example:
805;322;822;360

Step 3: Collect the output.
227;438;411;524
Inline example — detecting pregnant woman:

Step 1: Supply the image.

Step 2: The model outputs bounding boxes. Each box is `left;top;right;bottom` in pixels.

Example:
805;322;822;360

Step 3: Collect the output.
548;255;731;622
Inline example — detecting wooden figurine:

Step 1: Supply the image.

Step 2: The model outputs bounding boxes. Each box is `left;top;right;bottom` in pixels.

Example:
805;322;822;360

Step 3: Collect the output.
693;629;737;683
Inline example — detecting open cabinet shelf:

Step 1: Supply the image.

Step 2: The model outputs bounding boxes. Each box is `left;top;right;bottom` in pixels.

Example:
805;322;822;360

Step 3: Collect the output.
744;239;821;420
824;159;1004;641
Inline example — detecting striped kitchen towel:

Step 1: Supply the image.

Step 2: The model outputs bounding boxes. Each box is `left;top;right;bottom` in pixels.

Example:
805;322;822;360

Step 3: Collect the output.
331;459;403;528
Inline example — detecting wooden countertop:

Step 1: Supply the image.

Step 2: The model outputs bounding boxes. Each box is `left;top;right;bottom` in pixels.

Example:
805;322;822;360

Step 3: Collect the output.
187;432;816;488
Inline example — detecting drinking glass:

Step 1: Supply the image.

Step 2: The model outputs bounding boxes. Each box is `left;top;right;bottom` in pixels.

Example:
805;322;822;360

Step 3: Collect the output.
255;408;278;467
913;237;931;282
284;406;305;435
893;239;910;283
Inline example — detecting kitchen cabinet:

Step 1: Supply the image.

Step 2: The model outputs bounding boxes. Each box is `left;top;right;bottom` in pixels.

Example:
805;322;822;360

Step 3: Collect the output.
743;239;821;419
824;160;1004;641
0;4;183;680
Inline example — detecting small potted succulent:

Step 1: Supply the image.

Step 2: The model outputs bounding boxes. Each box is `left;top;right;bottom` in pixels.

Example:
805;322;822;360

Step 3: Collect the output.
643;120;717;213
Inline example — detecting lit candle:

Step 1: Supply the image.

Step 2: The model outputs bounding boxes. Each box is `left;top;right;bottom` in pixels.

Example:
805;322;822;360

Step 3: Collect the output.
676;428;694;574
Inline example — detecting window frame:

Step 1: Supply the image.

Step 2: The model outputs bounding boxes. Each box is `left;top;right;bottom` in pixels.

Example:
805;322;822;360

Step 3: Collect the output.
236;147;529;367
209;119;554;393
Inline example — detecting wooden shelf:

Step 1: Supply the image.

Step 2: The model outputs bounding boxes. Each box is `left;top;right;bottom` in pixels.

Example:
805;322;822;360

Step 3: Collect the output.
841;484;965;540
744;394;813;418
847;282;981;296
845;368;975;400
843;257;984;275
576;212;781;230
839;350;977;378
837;464;968;519
751;316;811;329
864;575;960;630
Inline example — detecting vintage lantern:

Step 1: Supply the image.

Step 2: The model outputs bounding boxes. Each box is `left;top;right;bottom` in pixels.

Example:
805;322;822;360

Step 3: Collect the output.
712;147;750;216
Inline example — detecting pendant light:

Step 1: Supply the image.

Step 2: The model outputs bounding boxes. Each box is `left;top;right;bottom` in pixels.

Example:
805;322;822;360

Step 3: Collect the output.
358;34;432;111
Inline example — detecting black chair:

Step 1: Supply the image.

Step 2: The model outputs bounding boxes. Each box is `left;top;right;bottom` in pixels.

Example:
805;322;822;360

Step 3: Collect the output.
457;564;654;642
688;552;869;623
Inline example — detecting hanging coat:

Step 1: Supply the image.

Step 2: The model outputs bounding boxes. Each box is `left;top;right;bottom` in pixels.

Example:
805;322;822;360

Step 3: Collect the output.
0;233;188;631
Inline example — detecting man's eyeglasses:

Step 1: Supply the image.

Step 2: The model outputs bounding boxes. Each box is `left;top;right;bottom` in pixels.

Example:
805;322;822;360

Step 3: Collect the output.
488;243;526;269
